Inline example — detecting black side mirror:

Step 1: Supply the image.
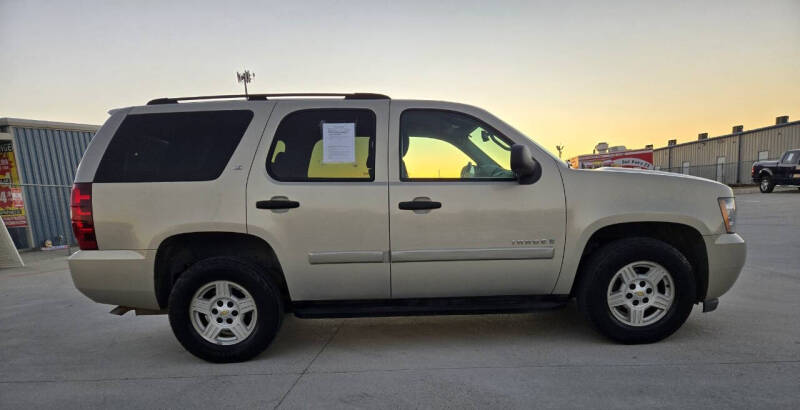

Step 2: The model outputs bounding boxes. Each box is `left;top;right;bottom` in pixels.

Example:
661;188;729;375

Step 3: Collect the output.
510;144;542;185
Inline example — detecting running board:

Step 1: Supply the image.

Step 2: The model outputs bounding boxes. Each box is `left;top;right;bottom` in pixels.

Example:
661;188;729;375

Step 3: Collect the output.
109;306;166;316
292;295;569;319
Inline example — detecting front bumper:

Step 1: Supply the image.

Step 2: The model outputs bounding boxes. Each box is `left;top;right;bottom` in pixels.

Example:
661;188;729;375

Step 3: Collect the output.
703;233;746;300
68;250;160;310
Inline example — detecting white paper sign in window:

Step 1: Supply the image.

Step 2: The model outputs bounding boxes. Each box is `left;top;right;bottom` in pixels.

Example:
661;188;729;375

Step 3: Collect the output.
322;123;356;164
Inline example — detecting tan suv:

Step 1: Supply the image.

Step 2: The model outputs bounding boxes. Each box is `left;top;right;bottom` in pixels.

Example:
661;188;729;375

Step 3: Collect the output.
69;93;746;362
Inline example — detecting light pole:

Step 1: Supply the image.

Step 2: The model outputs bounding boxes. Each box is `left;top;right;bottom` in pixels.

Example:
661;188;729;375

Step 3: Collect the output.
236;70;255;96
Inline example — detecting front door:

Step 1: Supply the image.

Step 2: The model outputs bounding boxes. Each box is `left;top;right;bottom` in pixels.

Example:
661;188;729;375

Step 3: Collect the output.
776;150;799;184
387;103;566;298
247;100;390;301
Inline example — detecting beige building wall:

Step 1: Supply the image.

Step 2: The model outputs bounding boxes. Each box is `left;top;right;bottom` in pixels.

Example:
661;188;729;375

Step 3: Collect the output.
737;122;800;181
650;121;799;185
653;148;669;170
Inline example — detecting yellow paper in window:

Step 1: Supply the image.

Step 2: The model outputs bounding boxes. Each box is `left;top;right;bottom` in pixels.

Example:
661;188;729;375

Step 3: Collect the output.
308;137;371;178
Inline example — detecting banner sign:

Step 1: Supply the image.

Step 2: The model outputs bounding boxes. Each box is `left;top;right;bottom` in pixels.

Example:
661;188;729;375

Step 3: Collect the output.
569;149;654;170
0;141;27;228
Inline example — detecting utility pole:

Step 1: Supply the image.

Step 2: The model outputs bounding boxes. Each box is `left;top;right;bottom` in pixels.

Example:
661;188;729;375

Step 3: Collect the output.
236;70;255;96
555;144;565;159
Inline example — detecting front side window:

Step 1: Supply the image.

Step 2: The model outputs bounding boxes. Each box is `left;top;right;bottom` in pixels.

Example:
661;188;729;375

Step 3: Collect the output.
95;110;253;182
267;109;376;181
400;110;514;181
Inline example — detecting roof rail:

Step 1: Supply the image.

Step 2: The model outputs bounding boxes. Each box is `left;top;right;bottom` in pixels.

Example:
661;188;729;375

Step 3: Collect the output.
146;93;390;105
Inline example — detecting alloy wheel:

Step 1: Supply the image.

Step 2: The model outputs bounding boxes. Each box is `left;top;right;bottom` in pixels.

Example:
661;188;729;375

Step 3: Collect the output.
606;261;675;327
189;280;258;345
761;177;770;191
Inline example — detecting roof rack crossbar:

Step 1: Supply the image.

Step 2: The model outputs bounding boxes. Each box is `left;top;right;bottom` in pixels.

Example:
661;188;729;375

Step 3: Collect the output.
147;93;389;105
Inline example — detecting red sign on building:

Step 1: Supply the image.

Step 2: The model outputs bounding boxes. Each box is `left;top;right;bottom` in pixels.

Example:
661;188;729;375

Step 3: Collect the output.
569;149;654;170
0;141;27;228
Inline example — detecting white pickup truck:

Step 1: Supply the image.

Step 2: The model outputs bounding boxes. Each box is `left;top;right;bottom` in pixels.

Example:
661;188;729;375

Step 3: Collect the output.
68;93;746;362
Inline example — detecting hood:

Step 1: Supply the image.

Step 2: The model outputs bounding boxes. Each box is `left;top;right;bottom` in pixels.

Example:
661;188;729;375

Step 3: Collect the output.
754;160;778;166
586;166;734;198
594;166;716;183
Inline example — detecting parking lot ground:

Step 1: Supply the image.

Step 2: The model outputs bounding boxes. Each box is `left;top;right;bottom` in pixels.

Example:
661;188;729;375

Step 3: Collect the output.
1;191;799;409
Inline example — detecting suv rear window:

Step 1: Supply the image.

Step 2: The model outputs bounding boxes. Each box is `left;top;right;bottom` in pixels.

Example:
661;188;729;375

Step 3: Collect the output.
266;109;376;182
94;110;253;182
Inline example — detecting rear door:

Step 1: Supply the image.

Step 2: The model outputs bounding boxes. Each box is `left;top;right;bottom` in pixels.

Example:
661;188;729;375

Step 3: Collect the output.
387;101;566;298
247;100;390;301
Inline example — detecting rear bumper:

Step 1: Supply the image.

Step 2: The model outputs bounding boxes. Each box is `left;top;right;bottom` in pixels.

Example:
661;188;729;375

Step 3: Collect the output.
703;233;746;300
68;250;160;310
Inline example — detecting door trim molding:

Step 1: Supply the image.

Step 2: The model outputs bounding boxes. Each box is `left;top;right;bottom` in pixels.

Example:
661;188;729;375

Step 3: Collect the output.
308;251;386;264
391;247;554;263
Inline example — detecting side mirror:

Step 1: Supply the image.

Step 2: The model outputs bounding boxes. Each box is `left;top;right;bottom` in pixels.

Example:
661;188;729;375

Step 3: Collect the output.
510;144;542;185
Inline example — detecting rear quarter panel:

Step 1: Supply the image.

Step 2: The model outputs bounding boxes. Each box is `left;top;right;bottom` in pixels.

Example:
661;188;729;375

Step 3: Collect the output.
86;101;275;250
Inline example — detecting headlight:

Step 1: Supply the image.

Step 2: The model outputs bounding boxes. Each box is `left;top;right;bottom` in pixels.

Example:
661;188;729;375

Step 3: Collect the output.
718;197;736;233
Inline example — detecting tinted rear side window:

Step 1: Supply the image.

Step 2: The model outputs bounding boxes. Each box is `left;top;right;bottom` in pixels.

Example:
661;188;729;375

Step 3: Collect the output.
94;110;253;182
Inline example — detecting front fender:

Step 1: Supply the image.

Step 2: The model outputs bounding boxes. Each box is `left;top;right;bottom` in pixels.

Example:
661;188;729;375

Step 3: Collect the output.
551;213;710;295
551;167;730;295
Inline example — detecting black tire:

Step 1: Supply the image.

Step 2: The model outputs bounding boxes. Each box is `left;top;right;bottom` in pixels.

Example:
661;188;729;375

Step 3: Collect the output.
576;237;696;344
759;174;775;193
168;257;284;363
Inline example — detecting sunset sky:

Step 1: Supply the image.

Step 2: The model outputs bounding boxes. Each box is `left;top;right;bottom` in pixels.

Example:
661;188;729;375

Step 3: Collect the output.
1;0;798;158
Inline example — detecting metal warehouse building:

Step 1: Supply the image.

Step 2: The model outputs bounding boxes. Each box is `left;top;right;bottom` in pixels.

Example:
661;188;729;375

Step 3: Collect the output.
0;118;99;249
653;116;800;185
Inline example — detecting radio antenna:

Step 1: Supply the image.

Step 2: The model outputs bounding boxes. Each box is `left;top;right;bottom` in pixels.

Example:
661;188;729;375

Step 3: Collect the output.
236;70;255;96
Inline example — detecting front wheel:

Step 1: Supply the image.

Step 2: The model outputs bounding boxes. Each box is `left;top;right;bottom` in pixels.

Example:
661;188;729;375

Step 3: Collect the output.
576;238;696;344
760;174;775;193
168;257;284;362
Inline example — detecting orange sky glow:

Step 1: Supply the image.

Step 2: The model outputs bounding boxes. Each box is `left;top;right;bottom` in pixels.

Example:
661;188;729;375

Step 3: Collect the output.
1;0;798;159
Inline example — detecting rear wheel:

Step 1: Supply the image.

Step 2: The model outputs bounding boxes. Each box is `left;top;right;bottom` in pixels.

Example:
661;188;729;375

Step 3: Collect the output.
760;174;775;193
168;257;283;362
576;238;696;344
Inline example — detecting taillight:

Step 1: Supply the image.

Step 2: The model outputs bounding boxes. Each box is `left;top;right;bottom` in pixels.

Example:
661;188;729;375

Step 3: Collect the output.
71;183;97;250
